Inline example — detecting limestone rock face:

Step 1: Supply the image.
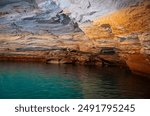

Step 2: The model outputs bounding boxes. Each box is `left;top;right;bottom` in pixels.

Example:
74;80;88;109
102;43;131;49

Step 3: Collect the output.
55;0;150;77
54;0;141;23
0;0;102;65
0;0;150;77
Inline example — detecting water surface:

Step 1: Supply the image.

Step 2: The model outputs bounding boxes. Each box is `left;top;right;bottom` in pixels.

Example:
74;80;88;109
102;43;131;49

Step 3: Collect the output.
0;62;150;99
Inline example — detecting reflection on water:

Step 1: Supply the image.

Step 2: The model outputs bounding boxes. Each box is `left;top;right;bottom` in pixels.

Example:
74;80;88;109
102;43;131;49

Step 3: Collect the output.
0;61;150;99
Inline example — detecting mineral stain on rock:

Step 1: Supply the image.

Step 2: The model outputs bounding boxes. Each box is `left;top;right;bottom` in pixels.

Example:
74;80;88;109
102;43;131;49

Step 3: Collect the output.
0;0;150;77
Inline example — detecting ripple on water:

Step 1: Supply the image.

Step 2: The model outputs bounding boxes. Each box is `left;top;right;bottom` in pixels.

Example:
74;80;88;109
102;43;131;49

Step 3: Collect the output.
0;62;150;99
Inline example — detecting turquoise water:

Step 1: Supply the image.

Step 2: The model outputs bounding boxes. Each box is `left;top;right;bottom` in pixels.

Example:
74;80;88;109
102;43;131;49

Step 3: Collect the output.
0;62;150;99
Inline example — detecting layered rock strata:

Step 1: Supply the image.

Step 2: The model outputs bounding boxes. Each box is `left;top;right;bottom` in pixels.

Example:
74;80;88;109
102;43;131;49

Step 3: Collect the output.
56;0;150;77
0;0;150;77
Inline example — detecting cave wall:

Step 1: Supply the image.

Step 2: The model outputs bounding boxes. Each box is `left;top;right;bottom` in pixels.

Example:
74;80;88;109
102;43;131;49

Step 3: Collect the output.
0;0;150;77
53;0;150;76
53;0;141;23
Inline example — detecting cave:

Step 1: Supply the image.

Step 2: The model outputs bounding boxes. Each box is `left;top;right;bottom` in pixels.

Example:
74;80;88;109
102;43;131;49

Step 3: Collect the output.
0;0;150;99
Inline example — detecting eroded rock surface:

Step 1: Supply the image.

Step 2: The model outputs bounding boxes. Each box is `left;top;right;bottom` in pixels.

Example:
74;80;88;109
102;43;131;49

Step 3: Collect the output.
0;0;150;77
55;0;150;77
